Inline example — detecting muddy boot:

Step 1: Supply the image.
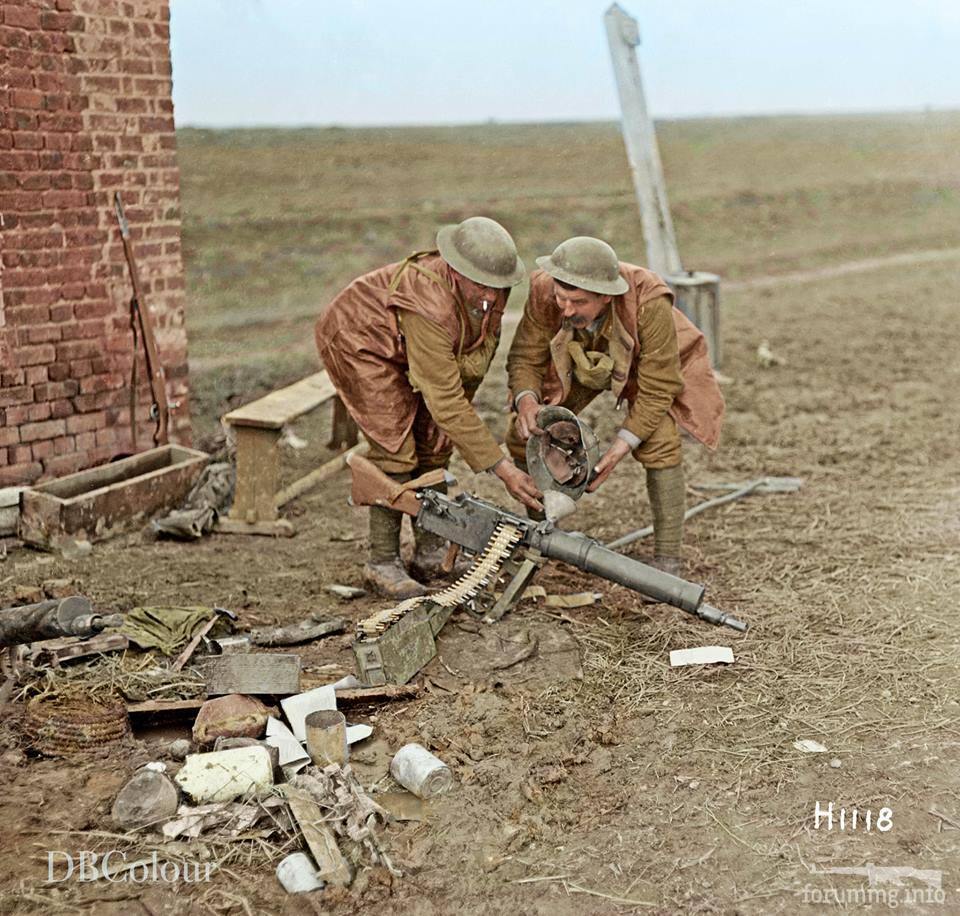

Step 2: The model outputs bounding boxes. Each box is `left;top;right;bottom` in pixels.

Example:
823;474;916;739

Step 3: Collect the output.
363;488;427;600
409;527;449;582
640;465;686;603
363;557;428;600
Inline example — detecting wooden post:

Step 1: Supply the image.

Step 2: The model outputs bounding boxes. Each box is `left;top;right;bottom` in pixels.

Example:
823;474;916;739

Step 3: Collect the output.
604;3;682;277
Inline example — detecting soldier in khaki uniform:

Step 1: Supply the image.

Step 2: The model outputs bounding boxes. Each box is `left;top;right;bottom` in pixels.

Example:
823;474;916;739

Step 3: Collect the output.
316;217;542;599
506;237;724;576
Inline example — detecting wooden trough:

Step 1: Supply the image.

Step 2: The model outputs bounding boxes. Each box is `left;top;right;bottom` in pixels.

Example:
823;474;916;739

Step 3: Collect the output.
18;444;208;549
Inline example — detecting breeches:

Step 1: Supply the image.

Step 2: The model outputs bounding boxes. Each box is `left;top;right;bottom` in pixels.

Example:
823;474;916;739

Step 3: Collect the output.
363;396;453;475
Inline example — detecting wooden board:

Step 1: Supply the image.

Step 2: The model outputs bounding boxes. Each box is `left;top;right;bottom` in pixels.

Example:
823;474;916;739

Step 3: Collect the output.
19;445;209;549
283;789;352;886
199;653;301;695
223;371;336;430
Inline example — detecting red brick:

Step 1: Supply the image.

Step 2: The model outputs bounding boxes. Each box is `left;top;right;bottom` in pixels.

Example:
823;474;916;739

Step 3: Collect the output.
26;402;52;422
58;340;99;360
31;439;55;460
47;362;70;382
24;365;48;385
0;427;20;448
50;398;74;419
69;358;92;377
0;385;33;408
9;444;33;464
13;343;55;367
0;462;42;486
20;419;66;443
4;7;42;30
35;381;79;400
12;132;42;150
50;303;74;322
66;413;104;434
74;430;96;451
25;325;62;344
11;88;43;109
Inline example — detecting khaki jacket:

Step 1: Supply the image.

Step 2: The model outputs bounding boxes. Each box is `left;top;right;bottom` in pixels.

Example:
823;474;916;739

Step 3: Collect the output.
507;264;724;449
315;252;506;466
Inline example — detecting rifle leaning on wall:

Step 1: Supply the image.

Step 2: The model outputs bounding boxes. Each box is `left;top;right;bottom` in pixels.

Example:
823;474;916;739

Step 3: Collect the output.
114;191;169;449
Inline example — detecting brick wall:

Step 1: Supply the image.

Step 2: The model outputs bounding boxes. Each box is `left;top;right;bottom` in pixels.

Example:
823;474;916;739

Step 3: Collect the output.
1;0;189;487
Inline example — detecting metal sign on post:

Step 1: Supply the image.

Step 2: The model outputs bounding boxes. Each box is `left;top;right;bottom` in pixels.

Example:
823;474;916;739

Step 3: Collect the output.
604;4;722;365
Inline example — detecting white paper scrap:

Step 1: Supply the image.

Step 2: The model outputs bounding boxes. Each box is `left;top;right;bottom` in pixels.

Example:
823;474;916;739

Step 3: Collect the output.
265;716;310;767
280;685;337;741
669;646;734;667
346;724;373;745
793;739;828;753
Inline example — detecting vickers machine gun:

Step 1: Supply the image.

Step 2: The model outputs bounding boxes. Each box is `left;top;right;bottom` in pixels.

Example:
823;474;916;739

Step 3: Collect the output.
348;453;748;686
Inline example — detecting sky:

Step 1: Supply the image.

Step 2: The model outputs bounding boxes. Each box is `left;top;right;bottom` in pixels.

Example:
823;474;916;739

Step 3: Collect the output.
169;0;960;127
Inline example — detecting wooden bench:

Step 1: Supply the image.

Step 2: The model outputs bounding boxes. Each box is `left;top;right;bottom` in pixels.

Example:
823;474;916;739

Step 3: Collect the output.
218;371;359;536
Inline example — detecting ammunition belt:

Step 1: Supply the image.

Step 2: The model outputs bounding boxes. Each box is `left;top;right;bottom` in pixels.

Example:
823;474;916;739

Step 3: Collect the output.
356;523;523;640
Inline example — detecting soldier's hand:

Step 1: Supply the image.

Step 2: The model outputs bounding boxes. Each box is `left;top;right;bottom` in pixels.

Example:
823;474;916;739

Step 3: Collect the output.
516;395;544;441
493;459;543;512
586;438;632;493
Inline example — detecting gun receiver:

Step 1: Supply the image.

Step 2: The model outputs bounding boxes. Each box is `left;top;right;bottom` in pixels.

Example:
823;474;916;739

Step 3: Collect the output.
415;489;747;632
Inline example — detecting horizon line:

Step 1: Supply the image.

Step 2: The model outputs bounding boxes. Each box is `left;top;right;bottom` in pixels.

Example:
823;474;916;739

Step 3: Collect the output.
175;105;960;132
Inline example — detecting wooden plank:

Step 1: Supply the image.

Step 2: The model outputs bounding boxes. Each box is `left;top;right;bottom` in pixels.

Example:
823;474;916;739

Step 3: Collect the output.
223;371;336;431
283;789;352;886
228;425;281;524
199;653;301;695
215;517;295;537
127;698;205;717
274;444;361;509
334;684;421;705
604;5;682;276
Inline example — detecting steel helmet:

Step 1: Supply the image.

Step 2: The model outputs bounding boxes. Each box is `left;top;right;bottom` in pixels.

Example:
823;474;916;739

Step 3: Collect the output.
536;236;629;295
436;216;526;288
525;405;600;500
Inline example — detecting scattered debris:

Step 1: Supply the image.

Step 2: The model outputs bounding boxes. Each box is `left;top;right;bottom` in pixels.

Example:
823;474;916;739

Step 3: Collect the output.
164;738;193;759
161;796;289;840
284;786;354;886
669;646;735;667
111;767;180;829
305;709;349;766
490;632;539;670
830;758;842;768
192;693;276;745
121;605;232;655
172;606;236;671
794;739;828;754
276;851;325;894
334;683;420;705
24;693;130;757
28;632;130;668
248;614;345;647
281;685;337;741
543;592;601;609
201;653;301;696
175;745;275;803
757;339;787;368
265;716;312;778
327;585;366;600
153;461;235;540
390;743;453;799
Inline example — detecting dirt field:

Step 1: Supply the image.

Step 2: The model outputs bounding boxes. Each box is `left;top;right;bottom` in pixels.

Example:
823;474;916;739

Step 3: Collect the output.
2;113;959;915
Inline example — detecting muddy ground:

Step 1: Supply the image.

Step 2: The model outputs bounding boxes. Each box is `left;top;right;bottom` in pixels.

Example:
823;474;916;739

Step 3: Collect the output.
1;116;959;914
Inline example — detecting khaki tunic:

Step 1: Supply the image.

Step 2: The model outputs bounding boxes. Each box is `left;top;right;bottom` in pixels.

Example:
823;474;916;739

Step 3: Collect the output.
507;264;725;452
315;251;505;472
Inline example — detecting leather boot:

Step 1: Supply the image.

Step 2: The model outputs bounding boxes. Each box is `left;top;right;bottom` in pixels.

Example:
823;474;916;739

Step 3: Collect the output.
641;465;686;604
365;478;427;600
363;557;428;600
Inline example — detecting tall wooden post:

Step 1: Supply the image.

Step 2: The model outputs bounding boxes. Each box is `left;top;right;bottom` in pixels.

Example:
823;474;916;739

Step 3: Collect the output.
604;3;682;277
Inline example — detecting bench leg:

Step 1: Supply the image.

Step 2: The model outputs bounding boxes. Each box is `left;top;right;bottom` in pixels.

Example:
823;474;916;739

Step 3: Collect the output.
222;425;294;536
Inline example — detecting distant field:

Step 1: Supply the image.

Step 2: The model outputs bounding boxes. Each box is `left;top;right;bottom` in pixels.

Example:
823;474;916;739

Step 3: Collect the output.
176;112;960;431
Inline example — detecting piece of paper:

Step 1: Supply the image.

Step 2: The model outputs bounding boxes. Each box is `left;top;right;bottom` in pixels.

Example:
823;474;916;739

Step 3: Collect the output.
346;724;373;745
280;685;337;741
793;739;828;753
669;646;735;667
265;716;310;767
544;592;601;608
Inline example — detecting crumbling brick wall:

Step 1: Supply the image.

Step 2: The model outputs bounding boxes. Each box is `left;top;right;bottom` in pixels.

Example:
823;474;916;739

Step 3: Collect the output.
1;0;189;487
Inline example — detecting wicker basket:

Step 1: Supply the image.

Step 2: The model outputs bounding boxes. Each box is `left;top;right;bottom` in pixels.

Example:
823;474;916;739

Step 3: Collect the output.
24;694;130;757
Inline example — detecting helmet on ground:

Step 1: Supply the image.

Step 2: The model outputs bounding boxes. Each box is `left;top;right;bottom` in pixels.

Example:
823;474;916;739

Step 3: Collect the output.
536;236;629;295
436;216;526;288
525;405;600;500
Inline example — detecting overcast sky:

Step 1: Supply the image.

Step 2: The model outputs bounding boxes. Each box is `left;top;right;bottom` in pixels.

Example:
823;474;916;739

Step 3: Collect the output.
169;0;960;127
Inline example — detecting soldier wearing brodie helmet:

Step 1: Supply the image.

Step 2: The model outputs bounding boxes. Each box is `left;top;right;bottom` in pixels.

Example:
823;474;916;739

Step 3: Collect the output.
506;236;724;579
316;217;542;600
